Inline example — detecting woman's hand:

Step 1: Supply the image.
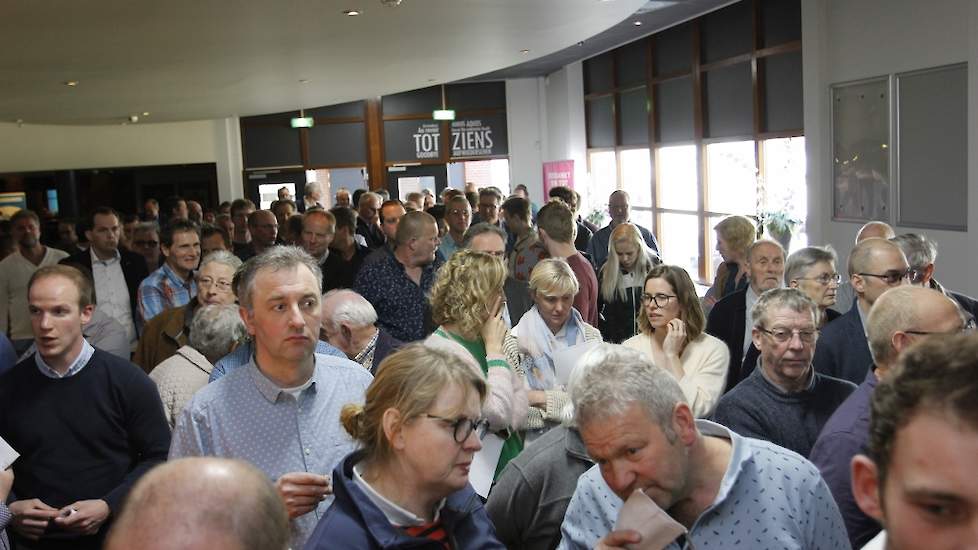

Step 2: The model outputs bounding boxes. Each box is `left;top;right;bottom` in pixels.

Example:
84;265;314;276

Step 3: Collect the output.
526;390;548;408
663;318;686;358
481;295;508;355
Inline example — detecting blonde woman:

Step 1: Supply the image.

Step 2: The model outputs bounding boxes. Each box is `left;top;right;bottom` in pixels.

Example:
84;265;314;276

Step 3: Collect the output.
512;258;602;437
424;249;528;477
597;223;658;343
703;215;756;311
305;344;504;549
623;264;729;417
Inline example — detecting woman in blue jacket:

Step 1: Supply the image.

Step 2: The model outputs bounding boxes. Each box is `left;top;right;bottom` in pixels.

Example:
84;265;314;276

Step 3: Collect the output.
304;343;505;550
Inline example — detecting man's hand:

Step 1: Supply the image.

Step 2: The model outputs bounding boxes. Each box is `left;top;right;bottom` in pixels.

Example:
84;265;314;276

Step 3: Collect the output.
595;529;642;550
8;499;59;540
52;499;110;535
275;472;332;519
0;468;12;501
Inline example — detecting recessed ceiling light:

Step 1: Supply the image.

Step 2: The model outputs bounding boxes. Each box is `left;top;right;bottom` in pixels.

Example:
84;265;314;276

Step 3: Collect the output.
298;79;311;84
520;49;530;54
577;41;585;46
633;20;642;26
343;9;362;16
142;111;150;117
64;80;79;87
427;78;436;82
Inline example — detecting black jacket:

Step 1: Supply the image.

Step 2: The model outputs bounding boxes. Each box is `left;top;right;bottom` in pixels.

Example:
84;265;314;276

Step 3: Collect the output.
61;248;150;331
705;288;748;392
597;283;642;344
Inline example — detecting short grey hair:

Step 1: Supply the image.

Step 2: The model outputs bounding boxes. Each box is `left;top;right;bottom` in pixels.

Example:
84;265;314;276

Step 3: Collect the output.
751;287;819;329
234;246;322;310
360;191;381;205
569;344;686;440
199;249;242;273
784;246;838;284
746;238;786;262
189;304;247;362
890;233;938;270
303;182;321;196
462;223;507;248
321;289;377;333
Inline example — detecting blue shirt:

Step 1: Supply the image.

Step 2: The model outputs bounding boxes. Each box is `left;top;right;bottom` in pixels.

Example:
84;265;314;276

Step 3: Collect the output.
354;250;442;342
169;353;373;548
137;263;197;322
208;339;347;383
557;420;850;550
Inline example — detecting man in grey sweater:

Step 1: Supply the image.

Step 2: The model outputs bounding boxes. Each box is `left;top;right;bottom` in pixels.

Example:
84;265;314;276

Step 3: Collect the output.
713;288;856;457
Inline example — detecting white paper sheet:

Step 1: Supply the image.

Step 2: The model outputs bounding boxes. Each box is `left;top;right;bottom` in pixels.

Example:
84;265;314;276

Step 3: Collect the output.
469;432;505;498
552;340;601;386
0;436;18;470
614;489;687;550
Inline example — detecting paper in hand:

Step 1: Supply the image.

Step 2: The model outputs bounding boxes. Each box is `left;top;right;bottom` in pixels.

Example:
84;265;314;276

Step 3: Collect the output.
613;488;687;550
0;436;18;470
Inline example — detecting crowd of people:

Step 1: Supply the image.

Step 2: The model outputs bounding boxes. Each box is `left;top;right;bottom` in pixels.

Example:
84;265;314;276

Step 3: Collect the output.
0;181;975;550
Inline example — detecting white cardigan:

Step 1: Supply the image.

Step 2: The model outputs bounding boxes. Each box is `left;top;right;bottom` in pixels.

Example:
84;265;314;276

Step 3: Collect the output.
622;332;729;418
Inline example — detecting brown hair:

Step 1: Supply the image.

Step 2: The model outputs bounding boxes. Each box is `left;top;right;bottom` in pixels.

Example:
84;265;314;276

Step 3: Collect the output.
637;264;705;341
340;344;487;464
536;199;575;244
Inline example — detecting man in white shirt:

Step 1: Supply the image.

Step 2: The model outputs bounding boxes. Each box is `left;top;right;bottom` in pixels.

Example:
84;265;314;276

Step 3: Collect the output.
0;209;68;353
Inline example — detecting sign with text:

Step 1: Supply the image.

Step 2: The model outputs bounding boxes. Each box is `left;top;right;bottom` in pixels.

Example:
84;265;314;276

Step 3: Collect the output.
384;113;509;163
543;160;575;196
451;113;507;159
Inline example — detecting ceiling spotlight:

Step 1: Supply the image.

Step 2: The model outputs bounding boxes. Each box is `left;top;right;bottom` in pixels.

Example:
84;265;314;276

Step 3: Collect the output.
633;20;643;26
343;9;362;16
577;41;585;46
380;0;403;6
64;80;79;87
520;49;530;54
141;111;150;117
298;79;311;84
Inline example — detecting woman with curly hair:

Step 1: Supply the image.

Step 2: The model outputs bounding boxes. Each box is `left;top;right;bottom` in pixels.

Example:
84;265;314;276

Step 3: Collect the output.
623;264;729;418
512;258;602;439
597;223;658;343
424;249;528;477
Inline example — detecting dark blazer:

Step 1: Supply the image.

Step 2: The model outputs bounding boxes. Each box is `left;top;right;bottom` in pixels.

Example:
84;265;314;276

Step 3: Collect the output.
740;308;841;382
950;290;978;322
356;217;386;250
371;328;402;376
61;248;149;331
322;245;371;293
504;276;533;327
705;288;748;392
812;305;873;385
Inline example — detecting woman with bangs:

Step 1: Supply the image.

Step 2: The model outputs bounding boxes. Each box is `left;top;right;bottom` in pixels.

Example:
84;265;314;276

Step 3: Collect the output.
512;258;602;439
304;344;505;549
424;249;528;478
597;223;659;343
623;264;729;418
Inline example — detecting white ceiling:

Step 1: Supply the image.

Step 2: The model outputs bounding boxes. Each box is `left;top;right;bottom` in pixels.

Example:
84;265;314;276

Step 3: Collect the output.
0;0;647;125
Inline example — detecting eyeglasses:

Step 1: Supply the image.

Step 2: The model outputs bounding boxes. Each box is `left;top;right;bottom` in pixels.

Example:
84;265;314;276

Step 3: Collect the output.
904;320;976;336
857;268;917;285
448;209;470;216
758;326;818;344
198;277;233;292
422;414;490;443
133;240;159;248
640;293;676;308
795;273;842;285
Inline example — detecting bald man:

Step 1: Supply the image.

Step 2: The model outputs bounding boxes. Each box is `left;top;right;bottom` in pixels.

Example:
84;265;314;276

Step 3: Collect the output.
832;221;895;314
810;287;964;548
813;238;910;384
105;457;289;550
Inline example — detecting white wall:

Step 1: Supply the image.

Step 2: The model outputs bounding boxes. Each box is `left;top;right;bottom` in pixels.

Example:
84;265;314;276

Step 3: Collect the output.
505;78;545;203
0;117;245;202
803;0;978;296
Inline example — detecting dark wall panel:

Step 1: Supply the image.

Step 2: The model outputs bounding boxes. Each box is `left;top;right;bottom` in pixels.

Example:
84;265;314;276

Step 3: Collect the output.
617;40;648;87
700;1;752;64
761;0;802;47
619;87;650;146
307;100;365;119
307;123;367;166
242;124;303;168
446;82;506;111
763;52;803;132
587;96;616;148
382;87;442;116
653;23;692;76
655;76;694;143
585;52;615;94
704;62;752;138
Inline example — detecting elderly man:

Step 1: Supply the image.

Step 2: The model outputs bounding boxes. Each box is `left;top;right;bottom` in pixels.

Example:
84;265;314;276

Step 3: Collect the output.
355;210;441;342
814;238;911;384
891;232;978;321
61;207;149;347
558;344;847;549
586;190;659;271
187;200;203;225
0;209;68;353
134;250;241;373
712;288;856;457
832;221;895;314
319;289;402;375
170;247;372;549
105;457;289;550
706;239;785;391
473;186;504;228
464;223;533;327
334;187;351;209
361;200;407;268
438;194;472;260
851;333;978;550
137;220;201;322
236;210;278;262
300;182;324;212
354;191;385;249
810;286;964;548
0;265;170;549
300;209;336;268
536;199;598;326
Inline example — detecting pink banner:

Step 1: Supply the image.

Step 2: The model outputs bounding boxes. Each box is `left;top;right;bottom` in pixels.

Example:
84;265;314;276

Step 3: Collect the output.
542;160;574;197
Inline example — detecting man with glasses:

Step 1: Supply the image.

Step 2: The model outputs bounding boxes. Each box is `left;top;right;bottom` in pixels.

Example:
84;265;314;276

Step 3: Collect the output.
438;195;472;260
890;232;978;322
810;286;965;548
236;210;278;262
586;190;659;271
713;288;856;457
463;223;533;327
814;238;912;384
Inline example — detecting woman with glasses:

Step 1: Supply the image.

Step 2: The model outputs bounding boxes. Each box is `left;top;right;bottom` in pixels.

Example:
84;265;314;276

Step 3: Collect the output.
511;258;602;438
623;265;729;418
597;223;659;343
305;344;505;549
424;249;528;478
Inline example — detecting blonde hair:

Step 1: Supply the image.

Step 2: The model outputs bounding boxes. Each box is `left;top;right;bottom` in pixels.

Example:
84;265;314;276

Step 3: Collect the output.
637;264;705;342
714;215;756;260
339;344;487;464
600;223;654;302
429;249;507;340
529;258;579;298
